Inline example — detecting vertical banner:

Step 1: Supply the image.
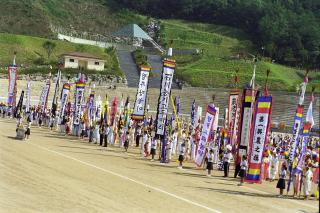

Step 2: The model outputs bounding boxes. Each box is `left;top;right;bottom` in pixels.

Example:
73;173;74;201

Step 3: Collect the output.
132;66;151;120
288;105;304;162
289;76;308;163
190;99;196;126
195;104;216;167
87;93;95;127
73;81;85;125
156;59;176;136
294;123;311;173
237;89;255;156
7;65;17;106
109;97;118;126
59;83;70;122
51;70;61;116
246;96;272;183
227;90;240;145
16;90;24;115
212;107;219;131
25;80;31;113
38;77;51;113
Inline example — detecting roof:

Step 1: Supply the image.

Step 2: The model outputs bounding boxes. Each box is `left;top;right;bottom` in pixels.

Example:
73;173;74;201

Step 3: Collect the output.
112;24;152;40
62;52;105;61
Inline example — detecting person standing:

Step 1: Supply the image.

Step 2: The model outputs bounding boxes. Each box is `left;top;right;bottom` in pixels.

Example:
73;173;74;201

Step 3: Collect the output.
303;167;313;200
178;143;186;169
223;148;232;177
207;149;214;176
238;155;248;186
270;152;279;181
172;130;178;155
104;124;110;147
150;137;157;161
135;125;142;147
124;131;130;152
276;164;287;197
99;124;105;146
24;116;32;140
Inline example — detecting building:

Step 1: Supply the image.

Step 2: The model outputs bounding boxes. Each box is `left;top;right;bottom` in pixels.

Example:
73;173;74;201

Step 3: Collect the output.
62;52;105;71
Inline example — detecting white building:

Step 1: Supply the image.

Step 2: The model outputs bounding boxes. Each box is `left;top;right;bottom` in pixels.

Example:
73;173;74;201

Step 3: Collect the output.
62;52;105;71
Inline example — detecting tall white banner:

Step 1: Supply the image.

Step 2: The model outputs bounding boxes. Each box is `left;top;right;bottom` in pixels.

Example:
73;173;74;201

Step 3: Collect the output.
132;66;151;120
38;78;51;112
59;83;70;121
73;81;85;125
156;59;176;135
195;104;216;167
7;65;17;106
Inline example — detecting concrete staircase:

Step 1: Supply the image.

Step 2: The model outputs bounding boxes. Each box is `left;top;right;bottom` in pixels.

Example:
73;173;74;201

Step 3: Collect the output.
147;54;179;89
117;50;140;88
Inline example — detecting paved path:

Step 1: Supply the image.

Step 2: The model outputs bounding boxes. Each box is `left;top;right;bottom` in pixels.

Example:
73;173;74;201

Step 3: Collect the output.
0;119;318;212
117;50;140;88
117;50;179;89
147;54;179;89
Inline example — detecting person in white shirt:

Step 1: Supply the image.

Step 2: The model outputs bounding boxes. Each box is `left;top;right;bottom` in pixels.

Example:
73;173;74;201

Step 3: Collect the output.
166;136;173;163
276;164;287;197
172;130;178;155
150;137;157;161
238;155;248;186
104;124;110;147
269;152;279;181
141;131;148;156
303;167;313;200
178;143;186;169
206;149;214;176
223;149;233;177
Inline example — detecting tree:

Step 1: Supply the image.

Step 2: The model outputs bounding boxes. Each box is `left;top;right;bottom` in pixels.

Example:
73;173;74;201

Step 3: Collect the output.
42;40;56;60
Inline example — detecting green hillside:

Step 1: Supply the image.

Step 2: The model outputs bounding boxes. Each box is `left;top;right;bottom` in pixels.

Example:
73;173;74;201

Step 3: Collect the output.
0;33;122;76
160;20;318;92
0;0;317;92
0;0;147;37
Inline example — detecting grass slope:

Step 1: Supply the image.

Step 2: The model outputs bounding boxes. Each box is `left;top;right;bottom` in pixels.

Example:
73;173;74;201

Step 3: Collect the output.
0;0;147;37
160;20;316;92
0;33;122;76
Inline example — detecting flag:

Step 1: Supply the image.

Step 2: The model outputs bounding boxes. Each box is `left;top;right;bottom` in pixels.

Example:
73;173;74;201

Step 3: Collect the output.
191;99;195;126
15;90;24;116
195;104;216;167
51;69;61;116
7;59;18;107
38;73;51;113
246;96;272;183
306;94;314;127
177;96;181;120
25;80;31;113
156;59;176;136
132;66;150;120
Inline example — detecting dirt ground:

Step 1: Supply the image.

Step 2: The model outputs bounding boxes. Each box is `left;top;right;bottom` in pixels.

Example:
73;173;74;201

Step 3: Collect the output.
0;119;318;213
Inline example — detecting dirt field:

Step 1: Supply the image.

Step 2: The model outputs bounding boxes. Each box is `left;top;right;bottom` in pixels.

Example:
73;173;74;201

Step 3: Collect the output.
0;119;318;213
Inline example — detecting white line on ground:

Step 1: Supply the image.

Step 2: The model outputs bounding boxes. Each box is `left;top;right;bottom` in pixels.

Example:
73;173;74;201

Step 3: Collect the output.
179;166;318;210
29;142;221;213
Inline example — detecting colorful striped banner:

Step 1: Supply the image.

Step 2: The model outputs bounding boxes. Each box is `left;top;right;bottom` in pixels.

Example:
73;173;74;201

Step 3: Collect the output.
246;96;272;183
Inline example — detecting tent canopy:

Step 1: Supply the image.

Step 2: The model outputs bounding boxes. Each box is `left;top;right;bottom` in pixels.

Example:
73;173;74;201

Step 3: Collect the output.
112;24;152;40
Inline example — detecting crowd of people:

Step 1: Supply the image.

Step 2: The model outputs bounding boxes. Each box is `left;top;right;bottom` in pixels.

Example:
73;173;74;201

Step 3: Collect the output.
0;101;319;201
